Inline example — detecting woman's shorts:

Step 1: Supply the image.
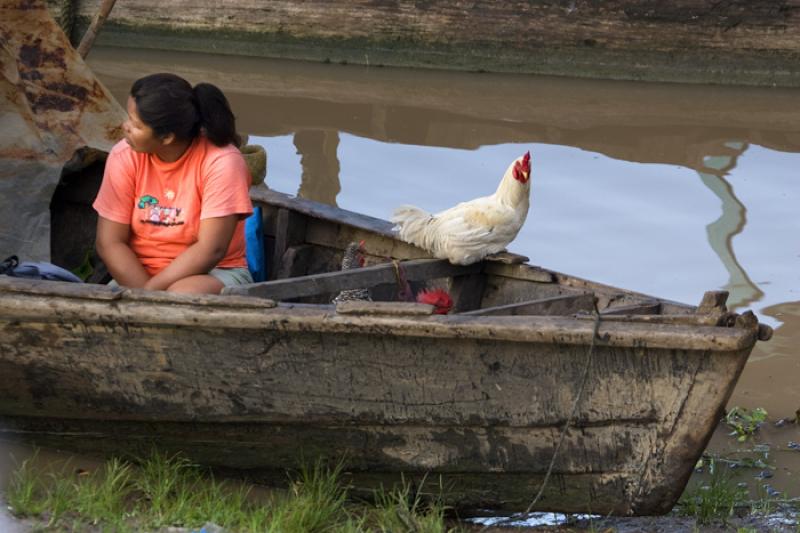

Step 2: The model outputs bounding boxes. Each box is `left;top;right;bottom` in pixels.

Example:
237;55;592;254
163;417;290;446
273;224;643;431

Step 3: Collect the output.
209;267;253;287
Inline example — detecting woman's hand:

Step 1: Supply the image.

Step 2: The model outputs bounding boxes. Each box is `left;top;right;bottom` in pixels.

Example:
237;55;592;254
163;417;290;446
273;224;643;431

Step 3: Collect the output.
95;216;151;288
144;215;240;291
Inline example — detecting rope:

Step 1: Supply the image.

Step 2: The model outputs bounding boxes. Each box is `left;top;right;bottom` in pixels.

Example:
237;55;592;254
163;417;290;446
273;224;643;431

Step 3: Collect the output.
392;259;414;301
392;259;402;286
480;305;604;530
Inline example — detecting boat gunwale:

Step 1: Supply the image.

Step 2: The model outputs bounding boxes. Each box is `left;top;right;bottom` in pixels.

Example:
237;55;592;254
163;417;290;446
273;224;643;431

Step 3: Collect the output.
0;185;759;352
0;282;757;352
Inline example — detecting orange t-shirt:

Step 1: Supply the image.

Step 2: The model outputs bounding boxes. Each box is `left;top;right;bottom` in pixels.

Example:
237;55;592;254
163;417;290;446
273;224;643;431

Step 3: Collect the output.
93;137;253;276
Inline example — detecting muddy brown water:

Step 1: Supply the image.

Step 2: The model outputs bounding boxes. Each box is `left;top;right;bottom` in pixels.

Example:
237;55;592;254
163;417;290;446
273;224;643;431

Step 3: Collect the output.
2;47;799;522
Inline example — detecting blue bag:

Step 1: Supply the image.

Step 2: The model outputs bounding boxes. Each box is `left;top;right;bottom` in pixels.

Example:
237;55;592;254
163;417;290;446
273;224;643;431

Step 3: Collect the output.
244;207;266;282
1;255;83;283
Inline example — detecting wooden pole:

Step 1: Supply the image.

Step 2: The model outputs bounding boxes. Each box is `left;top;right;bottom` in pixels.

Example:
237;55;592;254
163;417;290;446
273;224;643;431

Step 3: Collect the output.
76;0;118;59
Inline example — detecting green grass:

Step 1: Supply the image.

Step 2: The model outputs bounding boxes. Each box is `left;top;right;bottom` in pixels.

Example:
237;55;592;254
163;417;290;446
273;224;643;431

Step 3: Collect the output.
5;452;48;518
364;476;454;533
5;451;463;532
678;459;748;525
678;454;800;529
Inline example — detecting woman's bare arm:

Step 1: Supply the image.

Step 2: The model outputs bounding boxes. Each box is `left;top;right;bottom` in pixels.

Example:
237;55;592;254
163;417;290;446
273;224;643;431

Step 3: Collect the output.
95;216;151;288
143;215;239;291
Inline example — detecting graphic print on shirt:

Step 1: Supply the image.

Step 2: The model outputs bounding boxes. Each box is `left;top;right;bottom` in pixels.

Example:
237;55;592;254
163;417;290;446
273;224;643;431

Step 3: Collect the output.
137;195;184;226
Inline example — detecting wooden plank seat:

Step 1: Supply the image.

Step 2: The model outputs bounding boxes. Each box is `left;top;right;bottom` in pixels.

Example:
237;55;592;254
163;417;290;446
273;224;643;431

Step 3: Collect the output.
459;292;595;317
601;301;662;315
223;258;481;301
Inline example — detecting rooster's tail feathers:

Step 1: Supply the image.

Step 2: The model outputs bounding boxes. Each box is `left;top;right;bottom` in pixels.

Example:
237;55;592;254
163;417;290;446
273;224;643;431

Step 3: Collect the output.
391;205;434;247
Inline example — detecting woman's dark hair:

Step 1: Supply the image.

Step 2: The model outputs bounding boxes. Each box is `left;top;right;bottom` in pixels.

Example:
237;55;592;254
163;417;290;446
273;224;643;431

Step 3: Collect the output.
130;73;240;148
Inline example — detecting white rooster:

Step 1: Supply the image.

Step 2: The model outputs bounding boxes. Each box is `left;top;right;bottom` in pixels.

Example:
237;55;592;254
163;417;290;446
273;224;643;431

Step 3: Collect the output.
391;152;532;265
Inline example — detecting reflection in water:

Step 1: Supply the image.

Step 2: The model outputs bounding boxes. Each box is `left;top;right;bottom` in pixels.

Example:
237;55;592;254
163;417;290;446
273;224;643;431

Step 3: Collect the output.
697;142;764;310
294;130;341;205
87;46;800;174
737;301;800;368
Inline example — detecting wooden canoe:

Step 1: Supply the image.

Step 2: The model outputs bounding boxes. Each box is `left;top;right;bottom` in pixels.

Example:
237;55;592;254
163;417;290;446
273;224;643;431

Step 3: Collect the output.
2;2;771;514
0;185;772;516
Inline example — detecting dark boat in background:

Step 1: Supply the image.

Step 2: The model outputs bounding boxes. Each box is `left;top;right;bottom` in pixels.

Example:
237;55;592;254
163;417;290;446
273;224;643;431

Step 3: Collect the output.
50;0;800;86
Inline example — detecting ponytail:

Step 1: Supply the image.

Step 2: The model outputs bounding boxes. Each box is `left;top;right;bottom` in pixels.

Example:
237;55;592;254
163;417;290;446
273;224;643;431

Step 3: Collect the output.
130;73;240;148
193;83;241;148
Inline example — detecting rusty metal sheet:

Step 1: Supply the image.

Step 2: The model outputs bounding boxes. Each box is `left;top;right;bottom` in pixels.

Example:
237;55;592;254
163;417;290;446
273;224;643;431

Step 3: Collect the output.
0;0;125;261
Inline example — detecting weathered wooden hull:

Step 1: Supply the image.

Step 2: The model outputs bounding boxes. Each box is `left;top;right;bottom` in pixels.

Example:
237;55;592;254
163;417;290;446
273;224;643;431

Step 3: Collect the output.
0;247;761;515
1;0;770;514
59;0;800;86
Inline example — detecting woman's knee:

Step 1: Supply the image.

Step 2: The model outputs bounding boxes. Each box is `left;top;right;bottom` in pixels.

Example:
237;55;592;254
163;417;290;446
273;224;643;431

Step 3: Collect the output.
167;275;224;295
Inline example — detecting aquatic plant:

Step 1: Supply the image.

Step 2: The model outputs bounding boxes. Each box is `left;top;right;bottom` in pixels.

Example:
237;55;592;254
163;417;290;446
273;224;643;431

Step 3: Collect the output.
725;406;768;442
697;445;774;472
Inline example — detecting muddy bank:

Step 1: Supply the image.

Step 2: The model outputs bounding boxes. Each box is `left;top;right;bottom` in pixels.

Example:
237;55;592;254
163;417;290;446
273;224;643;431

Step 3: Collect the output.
53;0;800;86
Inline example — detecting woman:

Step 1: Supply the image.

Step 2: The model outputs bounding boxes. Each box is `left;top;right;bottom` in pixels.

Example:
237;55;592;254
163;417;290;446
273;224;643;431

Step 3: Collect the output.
93;73;254;294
